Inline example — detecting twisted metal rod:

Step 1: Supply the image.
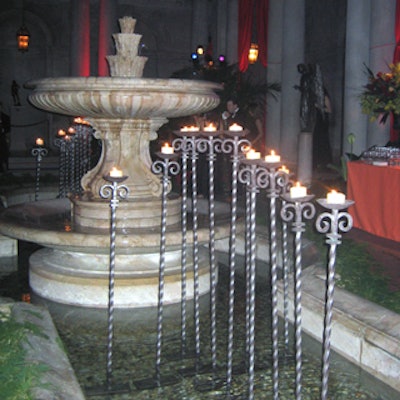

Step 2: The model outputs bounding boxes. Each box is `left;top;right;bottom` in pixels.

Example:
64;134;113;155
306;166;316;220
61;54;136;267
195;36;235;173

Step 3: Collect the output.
31;146;48;201
203;134;219;374
281;196;315;400
99;176;129;390
315;200;354;400
54;138;66;198
173;136;189;358
151;154;180;384
222;132;250;393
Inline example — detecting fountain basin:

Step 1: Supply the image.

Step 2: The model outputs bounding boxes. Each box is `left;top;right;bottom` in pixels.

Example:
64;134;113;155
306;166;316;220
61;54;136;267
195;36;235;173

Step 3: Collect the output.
26;77;221;119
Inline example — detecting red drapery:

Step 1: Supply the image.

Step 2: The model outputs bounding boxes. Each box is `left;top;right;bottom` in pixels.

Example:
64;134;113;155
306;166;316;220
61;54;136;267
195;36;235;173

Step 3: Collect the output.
238;0;253;72
391;0;400;142
393;0;400;63
256;0;268;68
238;0;268;72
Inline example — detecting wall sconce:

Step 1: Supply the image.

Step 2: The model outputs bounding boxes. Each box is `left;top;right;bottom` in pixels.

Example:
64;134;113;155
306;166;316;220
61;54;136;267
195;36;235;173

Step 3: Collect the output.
248;43;258;64
17;25;30;52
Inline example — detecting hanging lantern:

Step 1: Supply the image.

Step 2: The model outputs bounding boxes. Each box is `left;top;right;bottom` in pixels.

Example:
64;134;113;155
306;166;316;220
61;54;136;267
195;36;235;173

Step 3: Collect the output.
248;43;258;64
196;45;204;55
17;25;30;52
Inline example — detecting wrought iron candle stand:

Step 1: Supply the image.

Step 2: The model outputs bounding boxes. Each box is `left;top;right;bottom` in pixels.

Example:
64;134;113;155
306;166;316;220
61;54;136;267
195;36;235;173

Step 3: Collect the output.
280;176;295;352
54;135;67;198
261;161;289;400
151;151;181;386
315;198;354;400
174;131;202;373
67;128;77;196
73;123;83;195
196;131;223;378
98;173;129;393
220;130;250;393
172;134;191;358
238;158;269;400
31;144;48;201
281;193;316;400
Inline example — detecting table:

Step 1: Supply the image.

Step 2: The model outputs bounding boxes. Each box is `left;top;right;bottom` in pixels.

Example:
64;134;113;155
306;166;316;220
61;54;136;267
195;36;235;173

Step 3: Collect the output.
347;161;400;242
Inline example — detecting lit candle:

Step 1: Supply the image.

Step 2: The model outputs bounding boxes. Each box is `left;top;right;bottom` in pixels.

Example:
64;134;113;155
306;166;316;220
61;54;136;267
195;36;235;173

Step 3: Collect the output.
35;138;44;146
161;143;174;154
264;150;281;163
109;166;123;178
245;148;261;160
326;190;346;204
181;125;200;132
290;182;307;199
57;129;66;137
279;165;290;174
203;123;217;132
229;123;243;131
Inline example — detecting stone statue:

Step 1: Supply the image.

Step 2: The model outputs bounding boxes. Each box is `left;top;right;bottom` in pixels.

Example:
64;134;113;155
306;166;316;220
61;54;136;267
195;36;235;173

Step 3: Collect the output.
295;63;324;132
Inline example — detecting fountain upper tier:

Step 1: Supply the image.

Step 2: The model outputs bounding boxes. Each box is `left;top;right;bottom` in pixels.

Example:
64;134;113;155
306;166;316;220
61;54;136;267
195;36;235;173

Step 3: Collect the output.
26;77;221;119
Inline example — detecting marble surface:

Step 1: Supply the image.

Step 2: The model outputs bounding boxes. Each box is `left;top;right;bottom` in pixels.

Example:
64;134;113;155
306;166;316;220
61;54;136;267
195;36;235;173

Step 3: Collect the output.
277;264;400;393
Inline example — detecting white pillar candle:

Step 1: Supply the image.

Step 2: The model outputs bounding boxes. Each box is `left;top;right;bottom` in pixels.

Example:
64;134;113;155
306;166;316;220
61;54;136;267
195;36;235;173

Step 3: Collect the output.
229;123;243;131
264;150;281;163
35;138;44;146
109;166;123;178
181;125;199;132
161;143;174;154
246;148;261;160
203;123;217;132
279;165;290;174
290;181;307;198
326;190;346;204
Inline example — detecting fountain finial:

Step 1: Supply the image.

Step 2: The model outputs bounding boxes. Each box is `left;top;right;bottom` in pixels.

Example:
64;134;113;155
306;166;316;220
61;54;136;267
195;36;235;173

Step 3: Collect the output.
119;16;136;34
106;16;148;77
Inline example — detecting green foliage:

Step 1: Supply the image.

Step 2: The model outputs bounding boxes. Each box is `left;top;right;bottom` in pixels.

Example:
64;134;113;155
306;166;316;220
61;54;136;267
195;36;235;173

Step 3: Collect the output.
359;62;400;122
327;133;360;182
171;62;281;114
0;308;49;400
335;240;400;313
308;226;400;314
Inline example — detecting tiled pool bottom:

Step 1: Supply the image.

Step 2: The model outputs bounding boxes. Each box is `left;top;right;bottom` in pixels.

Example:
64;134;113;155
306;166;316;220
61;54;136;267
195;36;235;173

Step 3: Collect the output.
34;264;397;400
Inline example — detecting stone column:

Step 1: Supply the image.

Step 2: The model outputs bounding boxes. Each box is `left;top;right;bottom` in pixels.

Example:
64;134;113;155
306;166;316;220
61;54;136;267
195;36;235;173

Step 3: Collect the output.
226;0;239;65
266;0;284;151
216;0;228;58
191;0;209;53
343;0;371;156
367;0;396;147
70;0;90;77
98;0;117;76
280;0;305;172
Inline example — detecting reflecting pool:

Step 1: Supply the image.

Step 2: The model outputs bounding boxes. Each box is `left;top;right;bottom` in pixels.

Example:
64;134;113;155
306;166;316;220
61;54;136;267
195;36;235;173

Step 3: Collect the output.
1;246;394;400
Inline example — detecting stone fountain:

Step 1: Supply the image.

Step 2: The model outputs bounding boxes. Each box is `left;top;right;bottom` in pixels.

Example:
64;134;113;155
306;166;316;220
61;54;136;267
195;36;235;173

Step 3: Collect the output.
0;17;228;308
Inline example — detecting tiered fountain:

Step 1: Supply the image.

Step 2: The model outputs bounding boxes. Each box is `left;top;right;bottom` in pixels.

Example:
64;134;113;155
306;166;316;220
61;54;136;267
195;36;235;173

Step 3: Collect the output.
0;17;226;308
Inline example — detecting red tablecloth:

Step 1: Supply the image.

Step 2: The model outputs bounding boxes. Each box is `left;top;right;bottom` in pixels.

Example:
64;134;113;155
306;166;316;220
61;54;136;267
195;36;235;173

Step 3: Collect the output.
347;161;400;242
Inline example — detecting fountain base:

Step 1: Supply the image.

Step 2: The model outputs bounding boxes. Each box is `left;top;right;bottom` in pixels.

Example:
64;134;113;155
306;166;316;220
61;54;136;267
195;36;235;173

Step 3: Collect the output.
72;195;181;229
29;247;212;308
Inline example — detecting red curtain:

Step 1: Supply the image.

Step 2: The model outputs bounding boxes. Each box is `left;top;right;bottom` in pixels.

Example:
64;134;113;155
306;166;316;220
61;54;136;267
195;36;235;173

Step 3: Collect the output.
238;0;254;72
238;0;269;72
256;0;268;67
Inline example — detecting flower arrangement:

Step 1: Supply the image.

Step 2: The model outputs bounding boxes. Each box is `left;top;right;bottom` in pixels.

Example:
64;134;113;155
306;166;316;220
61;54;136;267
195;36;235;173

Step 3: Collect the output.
360;63;400;123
